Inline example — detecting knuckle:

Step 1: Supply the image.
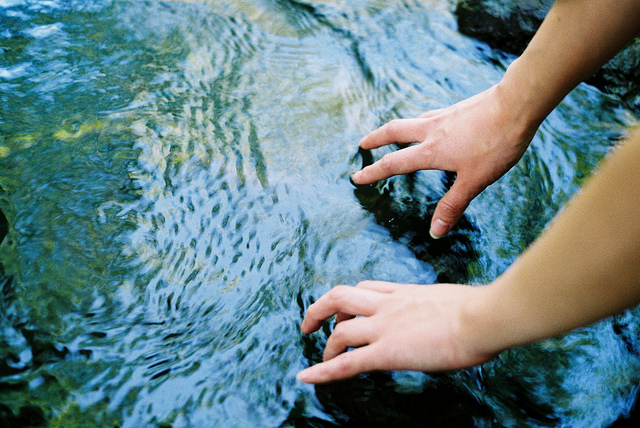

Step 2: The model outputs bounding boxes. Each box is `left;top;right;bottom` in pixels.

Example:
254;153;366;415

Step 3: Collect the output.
326;285;350;306
416;142;436;165
418;140;435;157
355;280;373;288
383;119;401;139
437;196;466;220
333;353;357;375
330;322;348;340
378;153;396;174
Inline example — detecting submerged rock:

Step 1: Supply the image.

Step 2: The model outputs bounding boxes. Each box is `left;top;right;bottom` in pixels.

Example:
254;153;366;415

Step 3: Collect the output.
455;0;640;111
352;148;479;285
455;0;550;55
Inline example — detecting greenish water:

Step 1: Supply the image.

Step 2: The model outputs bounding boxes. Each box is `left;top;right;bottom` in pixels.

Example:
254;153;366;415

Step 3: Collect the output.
0;0;638;426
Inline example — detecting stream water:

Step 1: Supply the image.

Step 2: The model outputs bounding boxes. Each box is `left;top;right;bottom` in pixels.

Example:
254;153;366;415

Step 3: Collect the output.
1;0;639;426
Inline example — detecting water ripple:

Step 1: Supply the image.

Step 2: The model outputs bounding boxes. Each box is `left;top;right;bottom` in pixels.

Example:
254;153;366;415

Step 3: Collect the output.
1;0;639;426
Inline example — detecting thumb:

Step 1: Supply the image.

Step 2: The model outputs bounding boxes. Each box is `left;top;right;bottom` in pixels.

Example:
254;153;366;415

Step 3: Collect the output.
430;179;476;239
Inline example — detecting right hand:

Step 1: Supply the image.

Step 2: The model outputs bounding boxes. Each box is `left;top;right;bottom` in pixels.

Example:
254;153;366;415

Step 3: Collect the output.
298;280;499;384
353;84;539;238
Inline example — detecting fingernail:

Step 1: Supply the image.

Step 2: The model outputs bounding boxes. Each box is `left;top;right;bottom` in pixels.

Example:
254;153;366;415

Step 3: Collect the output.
352;171;362;183
429;219;450;239
296;370;310;383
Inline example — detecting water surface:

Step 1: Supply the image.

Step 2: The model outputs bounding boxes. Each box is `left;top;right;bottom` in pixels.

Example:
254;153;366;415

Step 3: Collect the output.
1;0;639;426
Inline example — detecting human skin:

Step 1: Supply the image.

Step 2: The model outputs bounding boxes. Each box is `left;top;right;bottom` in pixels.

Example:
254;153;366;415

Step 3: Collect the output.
297;0;640;384
297;126;640;384
352;0;640;238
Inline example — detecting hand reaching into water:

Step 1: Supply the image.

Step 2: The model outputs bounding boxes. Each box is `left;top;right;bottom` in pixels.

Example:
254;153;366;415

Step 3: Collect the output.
300;128;640;384
297;281;499;384
353;0;640;239
299;0;640;386
353;84;538;238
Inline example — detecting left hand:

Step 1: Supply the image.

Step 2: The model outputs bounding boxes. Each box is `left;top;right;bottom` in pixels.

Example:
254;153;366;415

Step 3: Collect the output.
352;85;536;238
297;280;498;384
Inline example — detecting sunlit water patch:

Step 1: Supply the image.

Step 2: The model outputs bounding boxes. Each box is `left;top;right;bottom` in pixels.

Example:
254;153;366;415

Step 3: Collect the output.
1;0;638;426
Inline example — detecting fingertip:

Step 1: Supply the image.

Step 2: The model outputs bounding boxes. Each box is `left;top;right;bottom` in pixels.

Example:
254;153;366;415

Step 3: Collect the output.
296;369;312;384
300;317;321;335
431;181;474;238
358;135;372;150
299;347;374;384
295;363;339;385
351;168;378;186
429;218;451;239
300;306;324;334
297;365;329;384
300;319;309;334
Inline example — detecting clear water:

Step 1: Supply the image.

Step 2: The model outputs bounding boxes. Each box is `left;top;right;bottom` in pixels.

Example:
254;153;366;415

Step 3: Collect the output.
1;0;639;426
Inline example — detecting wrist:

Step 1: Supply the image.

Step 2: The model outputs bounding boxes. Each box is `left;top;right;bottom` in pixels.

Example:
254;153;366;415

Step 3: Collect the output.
457;283;513;361
494;57;553;135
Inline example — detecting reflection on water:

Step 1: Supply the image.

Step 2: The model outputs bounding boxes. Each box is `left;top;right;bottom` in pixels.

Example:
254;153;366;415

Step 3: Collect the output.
0;0;638;426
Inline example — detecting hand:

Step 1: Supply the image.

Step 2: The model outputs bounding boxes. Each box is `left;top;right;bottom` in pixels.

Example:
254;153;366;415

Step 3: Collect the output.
297;281;499;384
353;84;538;238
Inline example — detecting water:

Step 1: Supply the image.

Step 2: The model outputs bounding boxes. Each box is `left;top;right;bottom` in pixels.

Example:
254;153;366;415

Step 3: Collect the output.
1;0;638;426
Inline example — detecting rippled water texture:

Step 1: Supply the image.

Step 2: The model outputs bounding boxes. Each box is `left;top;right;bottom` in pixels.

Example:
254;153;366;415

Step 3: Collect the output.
1;0;639;426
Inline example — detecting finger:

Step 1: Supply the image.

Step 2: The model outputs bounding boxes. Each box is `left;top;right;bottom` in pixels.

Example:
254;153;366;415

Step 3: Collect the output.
358;118;427;150
354;280;403;293
297;346;379;384
352;143;439;184
301;285;381;334
335;312;355;324
429;178;478;239
418;108;444;119
336;281;399;322
323;317;375;361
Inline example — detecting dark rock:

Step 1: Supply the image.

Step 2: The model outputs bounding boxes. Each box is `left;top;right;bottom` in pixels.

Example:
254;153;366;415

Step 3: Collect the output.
18;405;46;427
455;0;640;112
0;404;47;428
455;0;549;56
586;40;640;111
352;147;479;284
311;372;491;427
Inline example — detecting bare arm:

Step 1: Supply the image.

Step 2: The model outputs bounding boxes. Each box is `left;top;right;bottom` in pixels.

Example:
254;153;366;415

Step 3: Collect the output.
354;0;640;238
469;127;640;353
499;0;640;126
298;126;640;384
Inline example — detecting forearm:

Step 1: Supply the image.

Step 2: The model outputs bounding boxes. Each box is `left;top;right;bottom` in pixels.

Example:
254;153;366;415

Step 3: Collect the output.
468;127;640;354
496;0;640;129
299;130;640;383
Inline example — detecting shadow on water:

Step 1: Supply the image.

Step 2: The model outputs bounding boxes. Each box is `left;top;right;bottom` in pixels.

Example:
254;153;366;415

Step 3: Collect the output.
283;148;491;427
351;147;479;284
0;403;46;428
306;374;488;427
286;312;494;428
